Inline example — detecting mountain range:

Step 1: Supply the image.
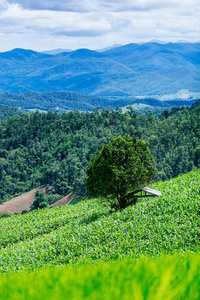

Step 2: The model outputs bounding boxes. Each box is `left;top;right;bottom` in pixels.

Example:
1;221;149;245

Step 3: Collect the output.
0;42;199;97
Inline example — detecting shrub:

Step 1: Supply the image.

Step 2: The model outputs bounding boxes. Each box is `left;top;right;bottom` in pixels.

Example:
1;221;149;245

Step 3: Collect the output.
31;191;47;210
21;210;29;215
0;213;10;219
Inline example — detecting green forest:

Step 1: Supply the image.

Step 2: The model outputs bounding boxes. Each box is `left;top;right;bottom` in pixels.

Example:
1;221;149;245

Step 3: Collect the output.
0;101;199;204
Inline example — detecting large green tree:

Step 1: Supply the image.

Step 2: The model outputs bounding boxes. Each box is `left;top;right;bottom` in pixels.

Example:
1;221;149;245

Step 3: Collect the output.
86;135;156;209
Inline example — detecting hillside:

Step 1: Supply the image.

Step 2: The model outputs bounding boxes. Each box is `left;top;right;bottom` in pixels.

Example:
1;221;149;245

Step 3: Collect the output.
0;91;105;111
0;42;199;96
0;170;199;273
0;102;199;203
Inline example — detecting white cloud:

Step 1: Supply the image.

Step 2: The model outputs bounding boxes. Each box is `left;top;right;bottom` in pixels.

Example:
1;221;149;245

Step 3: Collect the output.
0;0;199;52
0;0;8;10
6;0;200;12
7;0;100;12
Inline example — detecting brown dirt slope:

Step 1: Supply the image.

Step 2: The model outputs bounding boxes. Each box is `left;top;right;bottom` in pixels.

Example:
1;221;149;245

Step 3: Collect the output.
0;185;51;215
51;193;77;207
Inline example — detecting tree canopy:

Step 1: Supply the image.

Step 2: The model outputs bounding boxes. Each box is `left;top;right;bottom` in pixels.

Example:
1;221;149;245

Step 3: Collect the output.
86;135;156;209
0;101;199;204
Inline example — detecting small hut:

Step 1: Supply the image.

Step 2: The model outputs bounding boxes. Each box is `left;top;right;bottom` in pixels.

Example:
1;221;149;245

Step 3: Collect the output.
134;187;161;198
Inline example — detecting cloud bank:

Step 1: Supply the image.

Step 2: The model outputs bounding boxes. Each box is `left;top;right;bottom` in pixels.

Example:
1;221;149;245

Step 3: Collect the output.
0;0;199;51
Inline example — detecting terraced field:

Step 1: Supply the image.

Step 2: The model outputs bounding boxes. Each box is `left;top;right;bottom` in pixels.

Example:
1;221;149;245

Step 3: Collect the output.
0;170;199;274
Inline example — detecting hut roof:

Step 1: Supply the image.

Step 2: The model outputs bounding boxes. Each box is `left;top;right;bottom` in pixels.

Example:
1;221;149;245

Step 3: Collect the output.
141;187;162;196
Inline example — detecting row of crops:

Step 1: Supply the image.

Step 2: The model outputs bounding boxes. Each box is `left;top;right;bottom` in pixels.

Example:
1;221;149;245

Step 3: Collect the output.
0;199;108;249
0;170;199;273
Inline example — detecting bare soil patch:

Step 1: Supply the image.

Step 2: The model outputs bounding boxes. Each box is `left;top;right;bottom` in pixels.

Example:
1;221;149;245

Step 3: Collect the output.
0;185;51;215
51;193;77;207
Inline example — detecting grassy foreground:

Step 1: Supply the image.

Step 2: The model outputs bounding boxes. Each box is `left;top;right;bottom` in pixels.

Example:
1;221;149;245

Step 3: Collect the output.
0;252;199;300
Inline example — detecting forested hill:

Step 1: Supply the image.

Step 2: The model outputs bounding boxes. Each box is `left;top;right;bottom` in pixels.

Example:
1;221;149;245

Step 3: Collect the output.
0;101;199;204
0;104;23;120
0;91;196;112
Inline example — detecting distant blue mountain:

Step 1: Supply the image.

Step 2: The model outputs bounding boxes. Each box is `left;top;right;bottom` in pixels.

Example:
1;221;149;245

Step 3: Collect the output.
0;48;50;60
0;42;199;96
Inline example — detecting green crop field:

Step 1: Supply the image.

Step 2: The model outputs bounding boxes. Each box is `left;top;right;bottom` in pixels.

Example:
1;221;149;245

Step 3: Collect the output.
0;170;199;298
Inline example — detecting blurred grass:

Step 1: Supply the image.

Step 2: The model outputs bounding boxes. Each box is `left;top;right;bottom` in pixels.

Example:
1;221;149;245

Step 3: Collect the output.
0;252;199;300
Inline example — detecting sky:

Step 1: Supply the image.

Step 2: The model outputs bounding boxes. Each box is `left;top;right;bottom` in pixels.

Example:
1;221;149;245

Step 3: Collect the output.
0;0;199;52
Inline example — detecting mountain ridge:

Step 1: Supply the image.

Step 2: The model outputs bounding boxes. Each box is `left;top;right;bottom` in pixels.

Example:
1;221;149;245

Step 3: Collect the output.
0;42;199;96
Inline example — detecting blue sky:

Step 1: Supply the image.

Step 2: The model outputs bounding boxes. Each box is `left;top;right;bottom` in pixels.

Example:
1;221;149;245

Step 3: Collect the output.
0;0;199;52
